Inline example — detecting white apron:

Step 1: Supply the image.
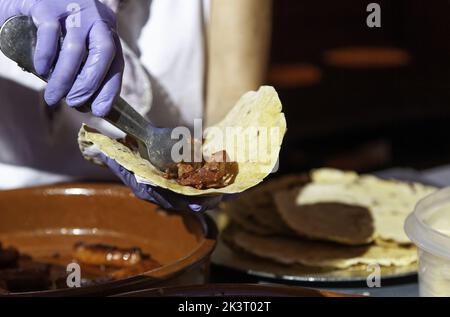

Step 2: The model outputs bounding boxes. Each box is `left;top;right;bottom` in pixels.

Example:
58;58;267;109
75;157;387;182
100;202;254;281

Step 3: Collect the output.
0;0;208;189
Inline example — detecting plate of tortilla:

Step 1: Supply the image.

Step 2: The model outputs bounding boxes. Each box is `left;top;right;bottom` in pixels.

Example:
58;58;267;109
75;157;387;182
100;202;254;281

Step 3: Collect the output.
212;168;437;282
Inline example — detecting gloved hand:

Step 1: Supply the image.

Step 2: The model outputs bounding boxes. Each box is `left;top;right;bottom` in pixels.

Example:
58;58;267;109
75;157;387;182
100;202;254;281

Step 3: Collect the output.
99;154;225;213
0;0;124;117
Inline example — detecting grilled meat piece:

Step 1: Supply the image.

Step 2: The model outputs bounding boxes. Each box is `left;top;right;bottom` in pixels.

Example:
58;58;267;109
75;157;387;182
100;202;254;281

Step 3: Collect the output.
0;265;51;292
73;242;145;267
109;259;161;280
0;244;19;269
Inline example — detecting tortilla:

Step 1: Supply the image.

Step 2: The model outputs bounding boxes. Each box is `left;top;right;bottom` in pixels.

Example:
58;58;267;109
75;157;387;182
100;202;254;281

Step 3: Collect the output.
225;203;277;235
293;168;437;244
78;86;287;196
221;174;309;234
274;188;375;245
223;226;417;269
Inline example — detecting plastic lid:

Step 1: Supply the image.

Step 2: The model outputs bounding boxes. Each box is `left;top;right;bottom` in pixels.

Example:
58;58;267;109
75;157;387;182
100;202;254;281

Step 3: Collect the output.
405;187;450;260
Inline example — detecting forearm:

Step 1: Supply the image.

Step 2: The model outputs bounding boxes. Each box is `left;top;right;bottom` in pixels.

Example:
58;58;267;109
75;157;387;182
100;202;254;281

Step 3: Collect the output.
205;0;273;126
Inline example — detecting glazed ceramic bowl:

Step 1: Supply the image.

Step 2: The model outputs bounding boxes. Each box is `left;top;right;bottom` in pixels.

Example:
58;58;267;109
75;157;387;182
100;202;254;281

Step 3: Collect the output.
0;183;217;296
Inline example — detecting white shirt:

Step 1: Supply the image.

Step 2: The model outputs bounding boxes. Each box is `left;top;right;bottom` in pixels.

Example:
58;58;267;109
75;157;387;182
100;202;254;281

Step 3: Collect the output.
0;0;208;189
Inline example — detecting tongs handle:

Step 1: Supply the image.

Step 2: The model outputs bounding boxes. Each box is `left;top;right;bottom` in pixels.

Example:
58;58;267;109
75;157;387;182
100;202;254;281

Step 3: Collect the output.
105;98;150;142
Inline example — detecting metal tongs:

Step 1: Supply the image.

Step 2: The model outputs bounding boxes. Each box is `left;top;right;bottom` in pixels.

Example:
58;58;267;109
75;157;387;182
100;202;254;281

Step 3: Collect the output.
0;16;179;172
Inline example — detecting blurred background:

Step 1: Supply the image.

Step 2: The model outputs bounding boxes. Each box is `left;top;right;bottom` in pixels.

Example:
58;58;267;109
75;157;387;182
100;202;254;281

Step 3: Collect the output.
265;0;450;174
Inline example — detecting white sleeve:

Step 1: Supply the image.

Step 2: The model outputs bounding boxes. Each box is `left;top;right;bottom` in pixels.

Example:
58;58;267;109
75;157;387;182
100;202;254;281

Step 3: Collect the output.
136;0;208;129
0;0;209;189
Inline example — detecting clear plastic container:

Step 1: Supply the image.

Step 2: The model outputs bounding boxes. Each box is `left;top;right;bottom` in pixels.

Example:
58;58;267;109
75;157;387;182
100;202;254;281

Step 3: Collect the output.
405;188;450;297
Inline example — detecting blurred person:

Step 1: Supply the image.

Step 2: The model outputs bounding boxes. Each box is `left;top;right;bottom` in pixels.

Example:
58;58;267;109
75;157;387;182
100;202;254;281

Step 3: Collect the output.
0;0;271;211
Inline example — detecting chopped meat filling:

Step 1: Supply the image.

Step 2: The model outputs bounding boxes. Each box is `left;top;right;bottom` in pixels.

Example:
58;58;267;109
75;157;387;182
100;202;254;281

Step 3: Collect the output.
164;150;238;189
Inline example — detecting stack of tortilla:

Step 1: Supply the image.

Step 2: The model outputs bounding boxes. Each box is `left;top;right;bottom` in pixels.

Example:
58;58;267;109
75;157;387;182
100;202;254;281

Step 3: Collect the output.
221;168;436;270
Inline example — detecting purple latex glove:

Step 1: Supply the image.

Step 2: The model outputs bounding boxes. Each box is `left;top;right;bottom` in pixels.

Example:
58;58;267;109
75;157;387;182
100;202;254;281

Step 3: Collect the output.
0;0;124;117
99;154;225;213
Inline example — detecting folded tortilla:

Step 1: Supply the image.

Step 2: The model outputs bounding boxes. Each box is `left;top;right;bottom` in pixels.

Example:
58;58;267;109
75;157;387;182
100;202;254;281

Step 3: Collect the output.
221;174;309;235
274;188;375;245
78;86;286;196
291;168;437;244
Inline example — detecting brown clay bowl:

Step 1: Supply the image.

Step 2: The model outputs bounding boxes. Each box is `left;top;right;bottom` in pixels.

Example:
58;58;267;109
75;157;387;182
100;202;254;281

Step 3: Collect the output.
0;183;217;296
